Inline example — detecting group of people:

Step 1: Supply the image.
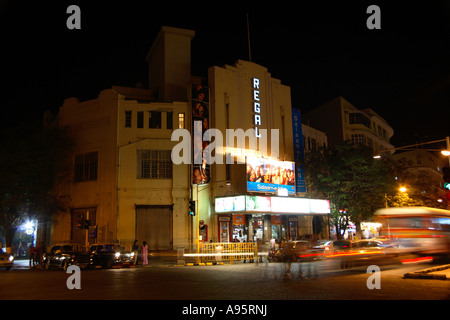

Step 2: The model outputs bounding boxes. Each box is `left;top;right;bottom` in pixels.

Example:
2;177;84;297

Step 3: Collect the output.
247;164;295;186
29;242;46;267
131;240;149;266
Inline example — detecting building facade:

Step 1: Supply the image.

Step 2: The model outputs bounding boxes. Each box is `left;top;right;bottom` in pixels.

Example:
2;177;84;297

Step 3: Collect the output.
202;61;330;243
50;27;330;251
303;96;394;154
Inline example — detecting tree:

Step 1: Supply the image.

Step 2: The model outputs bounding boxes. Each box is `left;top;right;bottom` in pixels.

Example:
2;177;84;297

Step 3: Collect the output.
0;119;73;253
305;142;396;238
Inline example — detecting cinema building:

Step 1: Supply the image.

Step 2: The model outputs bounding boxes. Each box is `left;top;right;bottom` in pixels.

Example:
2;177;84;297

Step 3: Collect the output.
203;60;330;244
49;26;329;251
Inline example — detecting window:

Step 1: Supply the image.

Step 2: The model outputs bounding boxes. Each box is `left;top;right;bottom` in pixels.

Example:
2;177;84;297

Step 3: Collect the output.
351;134;366;146
125;111;132;128
349;113;370;128
178;113;185;129
166;112;173;129
137;111;144;128
137;150;172;179
149;111;161;129
74;151;98;182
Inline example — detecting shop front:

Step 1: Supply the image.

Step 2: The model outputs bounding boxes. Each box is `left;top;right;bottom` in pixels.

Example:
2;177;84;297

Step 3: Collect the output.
215;195;330;243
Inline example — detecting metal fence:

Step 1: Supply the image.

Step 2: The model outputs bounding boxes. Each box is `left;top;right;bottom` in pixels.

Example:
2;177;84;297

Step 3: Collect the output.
197;242;257;263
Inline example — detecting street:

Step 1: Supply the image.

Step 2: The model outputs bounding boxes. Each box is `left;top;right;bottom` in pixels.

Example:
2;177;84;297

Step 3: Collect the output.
1;259;449;301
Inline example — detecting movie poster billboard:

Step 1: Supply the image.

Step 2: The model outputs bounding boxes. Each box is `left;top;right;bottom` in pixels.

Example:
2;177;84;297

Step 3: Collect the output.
192;84;210;184
246;156;296;195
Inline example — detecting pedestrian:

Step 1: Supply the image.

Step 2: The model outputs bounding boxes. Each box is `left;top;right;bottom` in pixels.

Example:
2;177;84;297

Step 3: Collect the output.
141;241;148;266
132;240;139;265
35;242;43;265
29;244;35;267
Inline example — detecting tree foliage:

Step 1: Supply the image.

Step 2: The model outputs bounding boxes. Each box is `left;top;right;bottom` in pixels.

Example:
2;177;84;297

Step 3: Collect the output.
0;119;73;249
305;142;396;238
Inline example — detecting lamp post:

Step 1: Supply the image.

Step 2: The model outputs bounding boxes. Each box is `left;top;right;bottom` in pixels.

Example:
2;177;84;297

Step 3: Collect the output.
374;136;450;162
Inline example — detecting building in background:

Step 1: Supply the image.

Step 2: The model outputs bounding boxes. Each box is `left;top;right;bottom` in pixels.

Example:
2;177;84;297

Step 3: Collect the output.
303;96;394;155
393;150;448;206
302;123;328;153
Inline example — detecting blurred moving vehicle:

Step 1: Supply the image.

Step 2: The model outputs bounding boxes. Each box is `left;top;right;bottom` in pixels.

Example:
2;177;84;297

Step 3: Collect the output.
312;240;332;253
375;207;450;256
329;240;354;253
43;243;90;271
88;243;135;269
0;251;14;270
282;240;321;262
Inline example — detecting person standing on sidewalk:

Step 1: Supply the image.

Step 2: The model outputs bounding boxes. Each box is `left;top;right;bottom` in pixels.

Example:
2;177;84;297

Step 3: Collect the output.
141;241;148;266
132;240;139;265
29;244;35;267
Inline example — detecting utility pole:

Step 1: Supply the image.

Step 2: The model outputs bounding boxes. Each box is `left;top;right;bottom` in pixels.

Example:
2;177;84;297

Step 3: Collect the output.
246;13;252;62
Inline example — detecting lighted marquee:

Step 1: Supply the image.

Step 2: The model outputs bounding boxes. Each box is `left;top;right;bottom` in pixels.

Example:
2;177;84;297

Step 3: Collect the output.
214;196;246;213
215;196;330;214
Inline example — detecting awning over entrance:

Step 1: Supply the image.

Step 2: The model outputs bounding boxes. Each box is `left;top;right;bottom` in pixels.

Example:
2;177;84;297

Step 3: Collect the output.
215;195;330;215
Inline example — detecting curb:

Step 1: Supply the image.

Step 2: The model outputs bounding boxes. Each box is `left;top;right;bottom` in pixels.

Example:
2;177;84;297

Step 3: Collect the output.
403;264;450;280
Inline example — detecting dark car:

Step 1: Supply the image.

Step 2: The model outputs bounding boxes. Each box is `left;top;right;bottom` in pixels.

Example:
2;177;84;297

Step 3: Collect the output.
88;243;135;269
43;243;90;271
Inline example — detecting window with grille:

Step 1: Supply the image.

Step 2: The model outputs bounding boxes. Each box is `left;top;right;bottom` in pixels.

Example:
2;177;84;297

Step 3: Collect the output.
137;150;172;179
74;151;98;182
178;113;185;129
125;111;132;127
351;134;366;147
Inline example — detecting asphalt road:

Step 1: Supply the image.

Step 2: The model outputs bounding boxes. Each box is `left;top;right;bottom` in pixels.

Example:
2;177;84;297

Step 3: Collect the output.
1;259;449;301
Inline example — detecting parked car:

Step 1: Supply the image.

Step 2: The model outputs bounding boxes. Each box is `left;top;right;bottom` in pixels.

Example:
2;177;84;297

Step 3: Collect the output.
43;243;90;271
0;251;14;270
88;243;135;269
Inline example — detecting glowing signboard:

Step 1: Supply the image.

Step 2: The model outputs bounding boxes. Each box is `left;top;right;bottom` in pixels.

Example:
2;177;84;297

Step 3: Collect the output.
246;156;295;195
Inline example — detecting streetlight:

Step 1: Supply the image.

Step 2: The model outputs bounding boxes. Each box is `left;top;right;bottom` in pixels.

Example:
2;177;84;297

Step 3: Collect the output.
373;136;450;165
399;187;407;193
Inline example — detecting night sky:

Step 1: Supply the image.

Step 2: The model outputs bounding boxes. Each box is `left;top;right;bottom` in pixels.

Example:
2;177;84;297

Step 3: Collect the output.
1;1;449;148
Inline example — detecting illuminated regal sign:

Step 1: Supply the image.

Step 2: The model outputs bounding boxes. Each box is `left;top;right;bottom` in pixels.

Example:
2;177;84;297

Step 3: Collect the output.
253;78;262;138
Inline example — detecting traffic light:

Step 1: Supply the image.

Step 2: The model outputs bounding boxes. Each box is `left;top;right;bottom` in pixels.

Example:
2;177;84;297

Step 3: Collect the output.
77;214;85;229
189;200;196;216
84;219;91;229
443;167;450;190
